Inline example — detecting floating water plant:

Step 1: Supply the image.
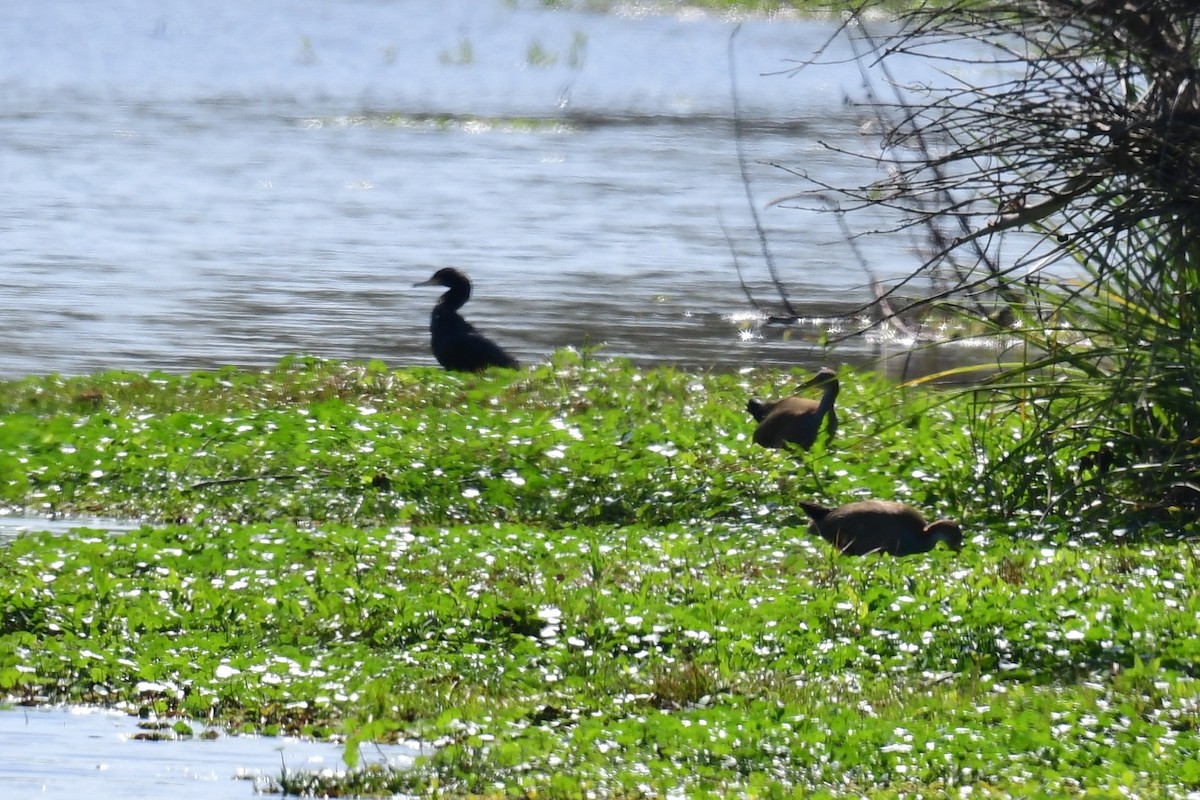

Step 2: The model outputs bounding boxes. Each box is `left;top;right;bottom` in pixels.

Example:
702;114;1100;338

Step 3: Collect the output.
1;354;1198;798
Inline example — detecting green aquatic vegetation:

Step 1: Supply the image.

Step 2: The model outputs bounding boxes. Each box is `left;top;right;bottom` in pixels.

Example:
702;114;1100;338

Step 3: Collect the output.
1;354;1199;798
0;354;994;530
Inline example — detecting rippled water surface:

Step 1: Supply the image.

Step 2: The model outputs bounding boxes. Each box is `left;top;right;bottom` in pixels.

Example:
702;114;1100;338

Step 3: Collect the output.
1;0;1022;379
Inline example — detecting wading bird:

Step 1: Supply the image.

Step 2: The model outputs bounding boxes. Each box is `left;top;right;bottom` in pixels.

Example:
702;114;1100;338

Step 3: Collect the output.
746;367;839;449
797;499;963;557
415;267;519;372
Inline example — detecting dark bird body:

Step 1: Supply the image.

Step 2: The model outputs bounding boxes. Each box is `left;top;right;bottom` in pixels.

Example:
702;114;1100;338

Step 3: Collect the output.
415;268;519;372
747;367;839;449
798;499;963;556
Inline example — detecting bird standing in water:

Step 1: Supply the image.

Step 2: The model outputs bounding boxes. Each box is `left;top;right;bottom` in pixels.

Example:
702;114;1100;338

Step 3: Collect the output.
747;367;839;450
797;499;963;556
415;267;519;372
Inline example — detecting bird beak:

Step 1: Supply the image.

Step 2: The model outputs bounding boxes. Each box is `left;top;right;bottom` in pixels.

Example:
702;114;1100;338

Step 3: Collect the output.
413;277;438;288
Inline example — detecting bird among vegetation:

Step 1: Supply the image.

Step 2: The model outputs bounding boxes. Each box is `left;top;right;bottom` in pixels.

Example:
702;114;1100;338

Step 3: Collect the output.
415;267;520;372
797;499;963;557
746;367;839;450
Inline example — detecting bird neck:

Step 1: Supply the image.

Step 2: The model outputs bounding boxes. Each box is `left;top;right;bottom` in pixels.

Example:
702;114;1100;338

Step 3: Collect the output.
811;386;840;422
435;282;471;313
430;304;470;335
814;383;839;429
817;383;838;413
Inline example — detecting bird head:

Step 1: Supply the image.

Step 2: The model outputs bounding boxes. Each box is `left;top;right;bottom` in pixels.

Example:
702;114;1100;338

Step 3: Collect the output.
925;520;964;551
794;367;838;394
746;397;771;422
414;267;469;289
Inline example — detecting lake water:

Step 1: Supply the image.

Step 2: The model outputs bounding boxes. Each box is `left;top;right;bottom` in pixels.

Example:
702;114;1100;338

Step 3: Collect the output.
0;706;420;800
0;513;141;544
1;0;1017;381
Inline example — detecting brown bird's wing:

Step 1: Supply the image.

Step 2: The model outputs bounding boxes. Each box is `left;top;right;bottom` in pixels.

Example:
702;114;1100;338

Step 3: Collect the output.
753;397;819;449
815;502;928;556
433;323;519;372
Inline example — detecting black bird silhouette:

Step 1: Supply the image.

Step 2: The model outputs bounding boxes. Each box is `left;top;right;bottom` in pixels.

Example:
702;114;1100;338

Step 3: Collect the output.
746;367;839;450
797;499;963;557
414;267;519;372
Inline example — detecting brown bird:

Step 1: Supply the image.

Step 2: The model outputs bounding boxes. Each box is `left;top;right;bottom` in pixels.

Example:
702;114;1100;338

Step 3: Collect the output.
798;499;963;557
414;267;520;372
747;367;839;449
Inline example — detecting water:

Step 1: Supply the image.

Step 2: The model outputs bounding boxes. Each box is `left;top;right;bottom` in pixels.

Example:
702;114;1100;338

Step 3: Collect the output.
1;0;1018;380
0;513;141;544
0;706;420;800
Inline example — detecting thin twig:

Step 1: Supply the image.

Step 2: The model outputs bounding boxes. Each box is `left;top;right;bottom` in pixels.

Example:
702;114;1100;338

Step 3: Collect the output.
719;205;769;315
187;472;328;491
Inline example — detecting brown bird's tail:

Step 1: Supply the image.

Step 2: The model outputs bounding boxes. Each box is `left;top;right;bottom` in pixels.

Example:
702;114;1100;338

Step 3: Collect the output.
797;501;832;522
